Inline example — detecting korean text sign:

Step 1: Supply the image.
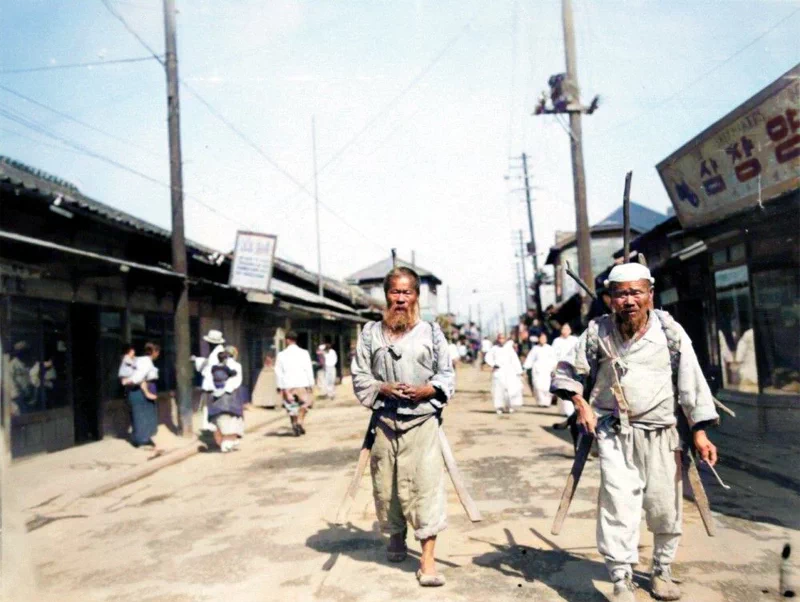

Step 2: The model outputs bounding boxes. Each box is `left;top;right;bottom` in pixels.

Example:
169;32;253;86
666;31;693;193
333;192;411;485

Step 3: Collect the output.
657;65;800;228
229;231;277;293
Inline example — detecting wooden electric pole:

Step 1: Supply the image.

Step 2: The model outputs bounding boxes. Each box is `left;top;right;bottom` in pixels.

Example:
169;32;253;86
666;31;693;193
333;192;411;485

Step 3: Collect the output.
562;0;593;312
516;230;529;310
163;0;192;437
312;117;323;296
521;154;543;317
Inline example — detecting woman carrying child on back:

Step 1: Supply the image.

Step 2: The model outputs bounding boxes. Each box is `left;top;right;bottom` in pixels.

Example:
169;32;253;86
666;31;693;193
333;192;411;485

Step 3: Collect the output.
207;345;244;452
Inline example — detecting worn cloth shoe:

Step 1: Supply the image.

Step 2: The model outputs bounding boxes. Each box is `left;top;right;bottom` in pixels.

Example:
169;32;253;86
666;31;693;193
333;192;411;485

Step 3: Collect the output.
651;565;681;600
612;577;636;602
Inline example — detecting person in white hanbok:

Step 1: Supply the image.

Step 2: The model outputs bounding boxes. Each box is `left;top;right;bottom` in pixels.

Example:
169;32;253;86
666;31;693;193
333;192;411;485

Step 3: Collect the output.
552;323;580;416
484;333;524;414
523;332;558;407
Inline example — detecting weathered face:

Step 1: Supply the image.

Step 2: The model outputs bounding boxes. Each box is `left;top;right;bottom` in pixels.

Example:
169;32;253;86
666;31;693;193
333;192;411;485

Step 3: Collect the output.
386;275;418;312
609;279;654;322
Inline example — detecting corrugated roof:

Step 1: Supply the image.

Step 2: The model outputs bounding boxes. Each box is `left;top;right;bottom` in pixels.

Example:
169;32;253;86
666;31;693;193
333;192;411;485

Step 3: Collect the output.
346;257;442;285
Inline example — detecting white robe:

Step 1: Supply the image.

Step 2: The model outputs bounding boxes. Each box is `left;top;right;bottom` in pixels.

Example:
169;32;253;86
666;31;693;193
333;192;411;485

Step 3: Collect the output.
523;344;557;407
485;342;523;410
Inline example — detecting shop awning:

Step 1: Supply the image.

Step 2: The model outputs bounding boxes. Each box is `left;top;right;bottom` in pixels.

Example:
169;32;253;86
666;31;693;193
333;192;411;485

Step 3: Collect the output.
270;278;355;313
0;230;184;278
276;299;368;323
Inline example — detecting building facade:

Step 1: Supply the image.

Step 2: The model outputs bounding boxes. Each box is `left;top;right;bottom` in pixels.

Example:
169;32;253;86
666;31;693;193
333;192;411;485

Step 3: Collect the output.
346;256;441;321
0;157;381;458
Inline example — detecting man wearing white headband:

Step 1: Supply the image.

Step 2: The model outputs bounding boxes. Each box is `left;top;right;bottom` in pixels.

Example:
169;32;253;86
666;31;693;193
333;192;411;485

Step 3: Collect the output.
551;262;719;602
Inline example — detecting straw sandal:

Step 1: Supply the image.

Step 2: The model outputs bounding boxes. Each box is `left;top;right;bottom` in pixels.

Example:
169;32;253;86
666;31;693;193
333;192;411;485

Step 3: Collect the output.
416;570;446;587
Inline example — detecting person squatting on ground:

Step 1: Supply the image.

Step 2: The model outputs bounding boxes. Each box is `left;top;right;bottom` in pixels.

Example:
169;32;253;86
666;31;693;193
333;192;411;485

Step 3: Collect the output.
551;263;720;602
523;332;558;407
276;331;315;436
122;342;161;449
206;346;244;453
351;267;455;587
484;332;524;415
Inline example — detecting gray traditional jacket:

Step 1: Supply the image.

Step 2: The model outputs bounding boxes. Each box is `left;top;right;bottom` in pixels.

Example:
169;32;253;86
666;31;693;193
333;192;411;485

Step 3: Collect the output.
351;321;455;431
551;311;718;429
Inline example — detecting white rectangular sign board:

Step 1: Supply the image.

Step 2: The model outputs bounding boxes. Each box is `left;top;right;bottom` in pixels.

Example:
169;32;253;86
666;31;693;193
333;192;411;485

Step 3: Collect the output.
229;231;277;293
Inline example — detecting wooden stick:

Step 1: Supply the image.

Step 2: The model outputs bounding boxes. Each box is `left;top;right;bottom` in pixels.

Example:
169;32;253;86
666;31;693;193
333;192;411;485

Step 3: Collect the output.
551;432;594;535
622;171;633;263
439;427;482;522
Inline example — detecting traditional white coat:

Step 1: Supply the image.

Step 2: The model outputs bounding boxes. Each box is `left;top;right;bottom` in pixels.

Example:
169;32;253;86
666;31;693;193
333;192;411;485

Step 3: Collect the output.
485;341;524;411
523;343;557;407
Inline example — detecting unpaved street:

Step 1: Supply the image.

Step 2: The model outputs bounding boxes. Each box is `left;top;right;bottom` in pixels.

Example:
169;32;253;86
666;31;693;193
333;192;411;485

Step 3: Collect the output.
24;367;796;602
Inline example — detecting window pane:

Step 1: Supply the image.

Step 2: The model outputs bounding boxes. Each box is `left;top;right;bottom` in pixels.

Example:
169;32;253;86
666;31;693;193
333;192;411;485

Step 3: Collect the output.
729;243;746;263
712;249;727;266
752;269;800;396
714;265;758;393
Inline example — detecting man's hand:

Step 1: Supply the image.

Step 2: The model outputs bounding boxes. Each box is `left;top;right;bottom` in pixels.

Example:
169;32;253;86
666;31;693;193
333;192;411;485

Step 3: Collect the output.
379;382;410;400
572;394;597;436
693;430;718;467
397;383;436;403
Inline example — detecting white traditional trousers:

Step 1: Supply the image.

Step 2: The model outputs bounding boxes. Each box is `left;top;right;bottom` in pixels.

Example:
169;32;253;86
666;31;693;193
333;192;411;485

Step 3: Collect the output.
324;366;336;397
492;371;523;411
370;417;447;541
596;425;683;581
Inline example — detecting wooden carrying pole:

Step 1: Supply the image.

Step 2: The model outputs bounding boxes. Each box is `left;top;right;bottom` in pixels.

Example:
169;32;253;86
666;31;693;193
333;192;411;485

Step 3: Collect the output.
622;171;632;263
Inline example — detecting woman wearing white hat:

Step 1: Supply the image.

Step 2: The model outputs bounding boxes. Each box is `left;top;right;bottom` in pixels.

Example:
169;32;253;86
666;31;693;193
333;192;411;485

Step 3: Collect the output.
192;330;227;431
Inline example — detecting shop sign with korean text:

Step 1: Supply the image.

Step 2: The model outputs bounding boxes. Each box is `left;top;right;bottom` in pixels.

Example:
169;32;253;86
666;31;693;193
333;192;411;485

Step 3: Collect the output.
657;64;800;228
229;231;277;293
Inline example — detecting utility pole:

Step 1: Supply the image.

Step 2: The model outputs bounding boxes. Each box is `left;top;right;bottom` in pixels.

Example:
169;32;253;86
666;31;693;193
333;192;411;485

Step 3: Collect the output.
516;229;529;310
533;0;600;319
446;285;451;314
500;302;507;336
478;304;482;336
312;117;323;296
521;153;543;318
163;0;192;437
562;0;592;314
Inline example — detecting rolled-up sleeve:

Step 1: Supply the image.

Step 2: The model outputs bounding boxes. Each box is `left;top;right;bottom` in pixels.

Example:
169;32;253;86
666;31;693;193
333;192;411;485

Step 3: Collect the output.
351;323;382;409
551;328;591;399
677;324;719;427
429;323;455;407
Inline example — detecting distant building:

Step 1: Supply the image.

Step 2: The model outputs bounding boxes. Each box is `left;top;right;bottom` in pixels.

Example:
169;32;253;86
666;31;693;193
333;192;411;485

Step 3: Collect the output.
347;256;442;321
545;201;669;302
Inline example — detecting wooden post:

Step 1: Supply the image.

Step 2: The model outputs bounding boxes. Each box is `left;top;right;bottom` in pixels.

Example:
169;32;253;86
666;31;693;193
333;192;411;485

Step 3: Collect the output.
622;171;633;263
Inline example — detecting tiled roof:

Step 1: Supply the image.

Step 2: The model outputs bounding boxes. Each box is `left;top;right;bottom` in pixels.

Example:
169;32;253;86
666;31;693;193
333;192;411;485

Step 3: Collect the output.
0;156;380;310
347;257;441;285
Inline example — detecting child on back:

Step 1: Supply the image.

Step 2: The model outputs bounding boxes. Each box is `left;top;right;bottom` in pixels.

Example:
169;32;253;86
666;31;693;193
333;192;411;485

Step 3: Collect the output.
207;348;244;452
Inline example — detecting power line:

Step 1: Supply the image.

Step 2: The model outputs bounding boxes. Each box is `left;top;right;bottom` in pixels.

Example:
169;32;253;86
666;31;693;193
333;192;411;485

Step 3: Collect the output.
99;0;164;65
600;5;800;135
0;83;149;151
0;105;248;229
0;56;159;74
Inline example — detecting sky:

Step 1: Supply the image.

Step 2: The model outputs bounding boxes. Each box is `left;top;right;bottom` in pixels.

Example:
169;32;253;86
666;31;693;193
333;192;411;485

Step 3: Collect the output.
1;0;798;330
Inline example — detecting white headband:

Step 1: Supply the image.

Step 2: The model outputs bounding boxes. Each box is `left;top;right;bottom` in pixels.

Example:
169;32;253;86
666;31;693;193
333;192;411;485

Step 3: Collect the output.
604;263;654;288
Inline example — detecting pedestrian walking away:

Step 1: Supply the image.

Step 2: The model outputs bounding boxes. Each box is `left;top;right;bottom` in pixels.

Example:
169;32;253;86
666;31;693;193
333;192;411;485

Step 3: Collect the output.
551;263;720;602
323;343;338;400
523;332;558;407
351;266;455;587
276;331;315;436
484;333;524;415
192;329;228;430
206;346;244;452
122;342;161;449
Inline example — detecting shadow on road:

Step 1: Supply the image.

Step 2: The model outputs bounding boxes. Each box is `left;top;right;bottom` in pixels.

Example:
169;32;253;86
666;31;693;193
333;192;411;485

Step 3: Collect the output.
306;522;460;576
470;527;638;601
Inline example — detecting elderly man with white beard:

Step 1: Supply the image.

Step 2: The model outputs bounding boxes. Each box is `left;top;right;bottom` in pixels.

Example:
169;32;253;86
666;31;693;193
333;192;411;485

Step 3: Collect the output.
351;266;455;587
551;263;720;602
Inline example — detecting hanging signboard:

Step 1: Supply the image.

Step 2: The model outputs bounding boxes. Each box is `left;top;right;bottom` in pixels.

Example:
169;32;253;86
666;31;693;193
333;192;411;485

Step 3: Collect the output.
229;231;277;293
657;64;800;229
